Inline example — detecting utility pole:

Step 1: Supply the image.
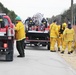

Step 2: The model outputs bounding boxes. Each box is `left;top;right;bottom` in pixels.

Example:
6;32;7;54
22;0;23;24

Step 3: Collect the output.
74;15;75;25
71;0;73;25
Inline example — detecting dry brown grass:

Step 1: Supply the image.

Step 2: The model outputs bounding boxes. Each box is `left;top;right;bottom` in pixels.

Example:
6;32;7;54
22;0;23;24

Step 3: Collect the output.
73;25;76;42
58;25;76;70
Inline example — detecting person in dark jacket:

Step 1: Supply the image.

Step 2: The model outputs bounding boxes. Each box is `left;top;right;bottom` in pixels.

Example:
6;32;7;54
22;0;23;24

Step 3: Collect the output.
41;18;47;28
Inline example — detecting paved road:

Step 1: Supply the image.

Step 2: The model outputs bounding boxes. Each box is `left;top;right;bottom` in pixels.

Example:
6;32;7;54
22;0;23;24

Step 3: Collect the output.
0;45;76;75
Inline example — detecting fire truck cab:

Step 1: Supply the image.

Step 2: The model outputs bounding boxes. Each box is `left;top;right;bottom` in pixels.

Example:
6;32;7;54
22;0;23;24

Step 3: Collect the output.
0;13;14;61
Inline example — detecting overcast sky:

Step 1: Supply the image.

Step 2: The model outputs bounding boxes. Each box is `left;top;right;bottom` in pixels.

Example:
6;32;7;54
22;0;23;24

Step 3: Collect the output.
0;0;76;20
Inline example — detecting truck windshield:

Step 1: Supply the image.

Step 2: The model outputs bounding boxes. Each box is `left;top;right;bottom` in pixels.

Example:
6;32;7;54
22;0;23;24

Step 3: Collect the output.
4;18;10;26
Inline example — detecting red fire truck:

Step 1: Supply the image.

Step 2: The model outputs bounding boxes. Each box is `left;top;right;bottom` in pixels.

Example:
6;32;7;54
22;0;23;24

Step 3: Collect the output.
0;13;14;61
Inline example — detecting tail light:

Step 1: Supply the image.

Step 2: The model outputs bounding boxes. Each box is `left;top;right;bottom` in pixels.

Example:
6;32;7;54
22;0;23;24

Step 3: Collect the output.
48;37;50;40
3;43;8;48
26;37;29;40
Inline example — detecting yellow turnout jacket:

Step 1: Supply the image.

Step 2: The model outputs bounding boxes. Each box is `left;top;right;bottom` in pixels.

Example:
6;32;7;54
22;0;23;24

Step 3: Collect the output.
50;23;59;38
15;21;26;41
63;28;75;41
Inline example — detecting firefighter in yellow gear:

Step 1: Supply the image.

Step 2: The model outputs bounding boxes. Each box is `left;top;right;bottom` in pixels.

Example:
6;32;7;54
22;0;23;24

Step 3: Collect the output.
71;42;76;53
56;24;61;51
71;33;76;53
14;16;26;57
61;23;75;54
50;20;59;52
58;22;67;51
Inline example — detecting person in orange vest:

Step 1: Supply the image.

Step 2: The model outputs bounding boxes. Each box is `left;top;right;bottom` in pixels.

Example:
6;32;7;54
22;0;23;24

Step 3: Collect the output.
14;16;26;57
49;20;59;52
61;22;75;54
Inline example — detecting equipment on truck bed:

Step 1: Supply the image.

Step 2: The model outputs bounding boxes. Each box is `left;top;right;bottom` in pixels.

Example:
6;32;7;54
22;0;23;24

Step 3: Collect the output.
24;13;50;50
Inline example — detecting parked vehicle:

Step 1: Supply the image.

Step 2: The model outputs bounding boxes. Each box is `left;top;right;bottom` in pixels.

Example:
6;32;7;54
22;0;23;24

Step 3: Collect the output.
0;13;14;61
24;13;50;50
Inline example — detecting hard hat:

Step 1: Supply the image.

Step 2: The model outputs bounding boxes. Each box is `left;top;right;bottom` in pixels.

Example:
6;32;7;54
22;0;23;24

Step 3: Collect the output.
15;16;21;21
62;23;67;27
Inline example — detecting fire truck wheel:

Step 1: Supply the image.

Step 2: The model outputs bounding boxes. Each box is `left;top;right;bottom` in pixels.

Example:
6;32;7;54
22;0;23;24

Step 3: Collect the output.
42;42;46;46
6;50;13;61
42;44;46;46
47;43;50;50
34;44;38;46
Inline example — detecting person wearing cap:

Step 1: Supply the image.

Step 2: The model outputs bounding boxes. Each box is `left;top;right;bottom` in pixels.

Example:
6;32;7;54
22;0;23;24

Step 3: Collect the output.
14;16;26;57
49;20;59;52
61;23;75;54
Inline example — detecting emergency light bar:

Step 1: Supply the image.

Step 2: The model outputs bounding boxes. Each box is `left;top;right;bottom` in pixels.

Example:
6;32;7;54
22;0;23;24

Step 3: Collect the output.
0;13;6;16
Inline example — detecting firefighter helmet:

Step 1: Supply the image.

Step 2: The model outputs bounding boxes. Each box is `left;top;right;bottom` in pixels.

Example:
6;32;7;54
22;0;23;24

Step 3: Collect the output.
62;23;67;27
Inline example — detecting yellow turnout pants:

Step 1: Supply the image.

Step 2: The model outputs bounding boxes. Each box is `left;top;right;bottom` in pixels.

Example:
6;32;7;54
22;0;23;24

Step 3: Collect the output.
62;41;72;52
50;37;57;51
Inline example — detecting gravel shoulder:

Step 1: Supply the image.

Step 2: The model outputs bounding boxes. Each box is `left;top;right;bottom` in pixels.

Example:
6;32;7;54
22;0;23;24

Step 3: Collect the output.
58;25;76;70
58;50;76;70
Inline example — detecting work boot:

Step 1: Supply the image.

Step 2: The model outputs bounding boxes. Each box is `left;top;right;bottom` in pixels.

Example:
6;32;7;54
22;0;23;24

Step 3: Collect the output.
61;51;64;54
50;50;56;52
17;55;25;57
68;52;71;54
58;48;60;51
70;50;73;53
